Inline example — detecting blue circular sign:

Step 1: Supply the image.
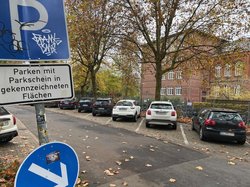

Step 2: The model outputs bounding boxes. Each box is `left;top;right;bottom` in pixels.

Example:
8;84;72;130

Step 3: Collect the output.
15;142;79;187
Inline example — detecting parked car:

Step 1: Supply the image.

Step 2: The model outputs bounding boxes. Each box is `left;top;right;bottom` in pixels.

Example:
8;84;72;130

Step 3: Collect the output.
145;101;177;129
58;98;78;109
112;99;141;122
92;98;114;116
192;108;246;144
0;107;18;143
77;98;94;113
44;100;60;108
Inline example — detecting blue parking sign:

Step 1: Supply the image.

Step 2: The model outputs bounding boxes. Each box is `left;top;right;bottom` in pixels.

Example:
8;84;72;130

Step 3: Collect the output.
0;0;70;61
15;142;79;187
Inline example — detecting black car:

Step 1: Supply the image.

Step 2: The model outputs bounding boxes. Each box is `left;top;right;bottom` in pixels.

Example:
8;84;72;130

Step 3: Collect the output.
58;98;78;109
192;108;246;144
77;98;94;113
92;98;114;116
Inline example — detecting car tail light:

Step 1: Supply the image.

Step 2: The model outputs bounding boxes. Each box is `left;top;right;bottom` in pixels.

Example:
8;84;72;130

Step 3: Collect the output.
238;121;246;129
204;119;216;126
13;116;16;125
147;110;151;115
171;111;176;116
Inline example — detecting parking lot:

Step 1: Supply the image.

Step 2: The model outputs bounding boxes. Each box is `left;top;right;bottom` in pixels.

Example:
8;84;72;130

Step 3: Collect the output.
45;107;250;163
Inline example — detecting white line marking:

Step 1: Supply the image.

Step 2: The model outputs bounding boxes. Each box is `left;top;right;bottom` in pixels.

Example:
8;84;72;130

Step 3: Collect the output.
135;118;145;132
246;141;250;145
105;118;112;125
180;124;189;145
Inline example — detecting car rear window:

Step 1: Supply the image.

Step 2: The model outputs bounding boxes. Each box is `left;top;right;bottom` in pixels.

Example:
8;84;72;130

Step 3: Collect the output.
95;100;110;105
116;101;132;106
150;103;173;109
0;107;9;116
211;112;242;121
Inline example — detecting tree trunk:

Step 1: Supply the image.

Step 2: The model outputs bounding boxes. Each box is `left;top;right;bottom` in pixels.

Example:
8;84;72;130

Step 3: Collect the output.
90;69;97;99
155;61;162;100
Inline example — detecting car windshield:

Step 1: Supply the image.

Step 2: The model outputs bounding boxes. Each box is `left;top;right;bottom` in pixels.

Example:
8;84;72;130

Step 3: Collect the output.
96;100;109;105
211;112;242;121
116;101;132;106
151;103;173;109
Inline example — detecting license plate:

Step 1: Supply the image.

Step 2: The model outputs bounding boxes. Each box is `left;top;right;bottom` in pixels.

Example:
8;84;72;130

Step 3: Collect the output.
220;132;235;136
156;111;166;115
119;108;127;111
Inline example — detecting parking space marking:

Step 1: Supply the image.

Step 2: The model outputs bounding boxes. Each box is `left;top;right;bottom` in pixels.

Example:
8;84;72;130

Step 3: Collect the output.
135;118;145;132
246;141;250;145
180;124;189;145
85;113;92;117
105;118;112;125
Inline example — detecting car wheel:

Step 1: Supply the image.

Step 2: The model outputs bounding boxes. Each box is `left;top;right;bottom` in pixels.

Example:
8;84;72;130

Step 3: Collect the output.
146;122;150;128
78;109;81;113
133;113;137;122
199;127;206;141
92;112;96;116
112;117;117;121
237;139;246;145
173;123;177;130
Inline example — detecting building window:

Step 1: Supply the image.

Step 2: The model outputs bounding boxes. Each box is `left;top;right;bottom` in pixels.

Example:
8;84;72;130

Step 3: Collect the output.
167;87;174;95
176;71;182;79
224;64;231;77
235;62;243;77
175;87;182;95
168;71;174;80
160;88;166;95
234;85;240;95
215;65;221;78
162;74;166;80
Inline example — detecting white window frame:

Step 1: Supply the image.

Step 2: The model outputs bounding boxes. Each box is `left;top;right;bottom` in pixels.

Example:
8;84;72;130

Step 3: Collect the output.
161;74;166;80
176;71;182;79
224;64;231;77
175;87;182;95
235;62;243;77
160;88;166;95
215;65;221;78
167;87;174;95
234;85;240;95
167;71;174;80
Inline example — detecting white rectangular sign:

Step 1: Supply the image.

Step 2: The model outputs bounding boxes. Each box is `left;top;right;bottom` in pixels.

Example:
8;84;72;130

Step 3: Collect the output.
0;64;74;105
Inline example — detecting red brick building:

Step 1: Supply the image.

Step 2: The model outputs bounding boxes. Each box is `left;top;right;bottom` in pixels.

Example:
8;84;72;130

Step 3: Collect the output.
141;38;250;103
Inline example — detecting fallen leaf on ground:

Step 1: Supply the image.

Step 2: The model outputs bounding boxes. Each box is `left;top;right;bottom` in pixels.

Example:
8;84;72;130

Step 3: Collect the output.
196;166;203;171
85;156;91;161
116;161;122;166
122;181;128;186
145;164;152;167
169;178;176;183
150;148;155;152
82;180;89;186
109;184;116;187
124;158;130;162
104;170;114;176
76;178;81;184
130;156;134;159
228;161;236;165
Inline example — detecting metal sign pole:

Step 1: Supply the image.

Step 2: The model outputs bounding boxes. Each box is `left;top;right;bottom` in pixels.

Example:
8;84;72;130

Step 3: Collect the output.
35;103;49;145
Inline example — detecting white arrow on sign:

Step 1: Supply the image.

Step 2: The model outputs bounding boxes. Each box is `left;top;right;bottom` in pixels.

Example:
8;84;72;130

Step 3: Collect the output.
28;162;68;187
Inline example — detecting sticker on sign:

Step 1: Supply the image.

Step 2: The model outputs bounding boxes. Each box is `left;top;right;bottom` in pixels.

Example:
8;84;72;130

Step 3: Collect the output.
0;64;74;105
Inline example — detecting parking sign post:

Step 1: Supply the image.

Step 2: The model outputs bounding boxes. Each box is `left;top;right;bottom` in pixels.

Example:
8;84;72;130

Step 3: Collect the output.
35;103;49;145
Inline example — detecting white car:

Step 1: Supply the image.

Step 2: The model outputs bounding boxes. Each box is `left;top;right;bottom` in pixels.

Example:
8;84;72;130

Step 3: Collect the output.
145;101;177;129
112;100;141;122
0;107;18;143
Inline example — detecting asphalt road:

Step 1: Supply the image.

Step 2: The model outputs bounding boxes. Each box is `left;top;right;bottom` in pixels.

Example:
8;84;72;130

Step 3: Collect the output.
5;105;250;187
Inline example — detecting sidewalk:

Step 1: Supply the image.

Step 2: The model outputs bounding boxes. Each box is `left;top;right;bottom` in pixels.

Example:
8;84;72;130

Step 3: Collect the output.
0;118;39;163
